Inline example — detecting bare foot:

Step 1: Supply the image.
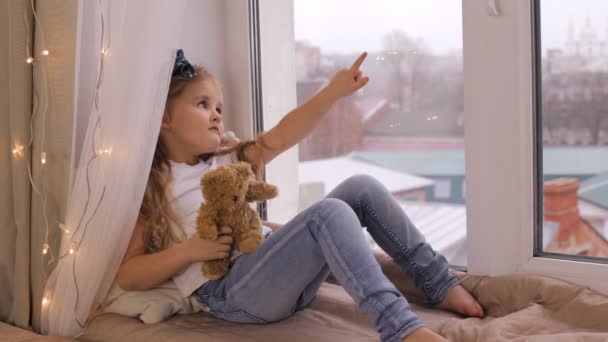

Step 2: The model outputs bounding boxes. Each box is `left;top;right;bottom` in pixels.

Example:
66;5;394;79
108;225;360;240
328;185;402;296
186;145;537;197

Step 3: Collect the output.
403;327;447;342
437;285;484;317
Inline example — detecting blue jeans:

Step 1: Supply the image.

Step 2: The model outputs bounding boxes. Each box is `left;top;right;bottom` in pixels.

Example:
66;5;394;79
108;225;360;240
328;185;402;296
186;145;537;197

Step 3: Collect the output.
193;175;459;342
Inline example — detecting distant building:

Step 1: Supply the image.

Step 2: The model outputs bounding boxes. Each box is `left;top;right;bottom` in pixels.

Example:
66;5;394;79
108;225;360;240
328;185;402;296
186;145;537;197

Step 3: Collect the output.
298;156;432;212
351;149;466;204
545;17;608;75
544;178;608;257
295;41;322;80
351;147;608;205
578;172;608;236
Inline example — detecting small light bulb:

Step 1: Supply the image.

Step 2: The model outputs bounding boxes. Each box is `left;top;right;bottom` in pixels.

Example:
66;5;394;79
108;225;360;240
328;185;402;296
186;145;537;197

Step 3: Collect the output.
26;57;34;64
41;152;47;165
59;223;69;234
69;242;76;254
98;147;112;156
12;144;25;157
41;49;49;56
42;297;49;306
42;243;49;255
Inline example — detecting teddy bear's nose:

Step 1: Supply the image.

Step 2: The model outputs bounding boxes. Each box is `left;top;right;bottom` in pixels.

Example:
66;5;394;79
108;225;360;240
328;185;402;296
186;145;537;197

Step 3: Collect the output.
233;195;238;203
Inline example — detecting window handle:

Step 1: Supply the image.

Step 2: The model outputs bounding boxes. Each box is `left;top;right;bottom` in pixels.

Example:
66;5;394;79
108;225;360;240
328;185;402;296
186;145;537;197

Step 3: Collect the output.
487;0;500;16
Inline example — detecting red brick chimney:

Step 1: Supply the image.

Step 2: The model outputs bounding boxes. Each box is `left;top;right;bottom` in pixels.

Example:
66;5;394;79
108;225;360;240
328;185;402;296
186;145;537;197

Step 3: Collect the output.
543;178;580;247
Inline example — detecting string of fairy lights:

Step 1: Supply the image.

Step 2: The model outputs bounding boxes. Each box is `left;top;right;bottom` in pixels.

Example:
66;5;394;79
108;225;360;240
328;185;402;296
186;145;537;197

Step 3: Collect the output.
13;0;112;330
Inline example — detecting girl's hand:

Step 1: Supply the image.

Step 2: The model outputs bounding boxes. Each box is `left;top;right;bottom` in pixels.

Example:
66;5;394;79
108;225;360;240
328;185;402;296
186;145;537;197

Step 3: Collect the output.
325;52;369;100
181;226;233;263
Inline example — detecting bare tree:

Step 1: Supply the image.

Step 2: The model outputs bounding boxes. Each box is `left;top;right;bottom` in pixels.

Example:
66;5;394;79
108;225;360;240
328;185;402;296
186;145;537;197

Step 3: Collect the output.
584;72;608;145
542;74;568;144
542;71;608;145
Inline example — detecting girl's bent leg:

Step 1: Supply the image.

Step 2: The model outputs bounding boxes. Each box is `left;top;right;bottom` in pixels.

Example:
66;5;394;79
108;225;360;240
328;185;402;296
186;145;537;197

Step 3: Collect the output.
194;198;425;342
326;174;460;306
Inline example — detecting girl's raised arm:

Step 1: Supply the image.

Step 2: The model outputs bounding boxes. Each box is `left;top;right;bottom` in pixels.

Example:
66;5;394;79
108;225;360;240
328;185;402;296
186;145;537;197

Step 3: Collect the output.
245;52;369;165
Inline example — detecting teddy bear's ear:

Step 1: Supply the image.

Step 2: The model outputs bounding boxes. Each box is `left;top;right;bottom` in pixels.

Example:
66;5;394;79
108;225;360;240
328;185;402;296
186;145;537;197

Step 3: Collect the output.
201;165;233;191
233;162;253;179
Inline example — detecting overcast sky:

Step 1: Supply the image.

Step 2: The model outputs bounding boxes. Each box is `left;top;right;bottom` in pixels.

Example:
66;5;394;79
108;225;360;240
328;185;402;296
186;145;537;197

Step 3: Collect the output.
294;0;608;55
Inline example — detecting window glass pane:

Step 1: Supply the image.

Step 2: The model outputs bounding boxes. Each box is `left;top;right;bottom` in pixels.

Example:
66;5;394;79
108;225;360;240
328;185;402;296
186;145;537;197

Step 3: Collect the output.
539;0;608;258
294;0;466;265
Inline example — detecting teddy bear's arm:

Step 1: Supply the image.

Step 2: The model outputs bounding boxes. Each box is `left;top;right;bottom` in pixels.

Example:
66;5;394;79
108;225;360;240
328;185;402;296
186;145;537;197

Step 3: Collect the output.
244;207;261;227
245;180;279;202
196;205;219;240
233;208;264;254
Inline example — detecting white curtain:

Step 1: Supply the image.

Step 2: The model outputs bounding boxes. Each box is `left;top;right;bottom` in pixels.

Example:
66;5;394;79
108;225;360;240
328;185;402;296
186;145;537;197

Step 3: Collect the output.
41;0;186;336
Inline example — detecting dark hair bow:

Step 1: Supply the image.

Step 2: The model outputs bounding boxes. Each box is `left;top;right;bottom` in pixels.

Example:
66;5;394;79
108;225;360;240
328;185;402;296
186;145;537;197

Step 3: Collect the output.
172;49;197;79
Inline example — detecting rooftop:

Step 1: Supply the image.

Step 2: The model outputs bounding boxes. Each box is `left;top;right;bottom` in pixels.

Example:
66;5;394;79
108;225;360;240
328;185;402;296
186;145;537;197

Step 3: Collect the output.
580;172;608;209
299;156;434;194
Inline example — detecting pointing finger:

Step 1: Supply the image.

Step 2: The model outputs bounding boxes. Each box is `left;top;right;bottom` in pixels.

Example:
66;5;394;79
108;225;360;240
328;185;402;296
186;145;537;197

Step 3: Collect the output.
350;52;368;71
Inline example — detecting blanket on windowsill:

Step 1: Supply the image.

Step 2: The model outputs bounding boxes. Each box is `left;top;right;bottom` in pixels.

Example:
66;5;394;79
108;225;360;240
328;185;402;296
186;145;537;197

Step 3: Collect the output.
7;250;606;342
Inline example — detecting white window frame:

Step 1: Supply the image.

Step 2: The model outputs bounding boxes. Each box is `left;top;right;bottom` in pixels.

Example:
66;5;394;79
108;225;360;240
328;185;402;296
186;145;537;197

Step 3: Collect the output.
256;0;300;224
225;0;299;225
463;0;607;295
256;0;608;295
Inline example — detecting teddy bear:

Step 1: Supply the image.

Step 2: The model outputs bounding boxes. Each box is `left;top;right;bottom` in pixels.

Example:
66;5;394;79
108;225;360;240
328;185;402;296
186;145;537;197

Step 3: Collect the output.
196;161;279;280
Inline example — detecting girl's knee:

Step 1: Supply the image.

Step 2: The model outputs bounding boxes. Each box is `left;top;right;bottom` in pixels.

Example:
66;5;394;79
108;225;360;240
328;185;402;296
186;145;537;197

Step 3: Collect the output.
311;198;353;217
308;199;360;234
345;174;383;191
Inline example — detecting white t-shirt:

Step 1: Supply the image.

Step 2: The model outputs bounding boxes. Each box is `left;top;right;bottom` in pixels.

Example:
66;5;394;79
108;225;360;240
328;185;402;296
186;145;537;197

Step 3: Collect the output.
167;152;273;297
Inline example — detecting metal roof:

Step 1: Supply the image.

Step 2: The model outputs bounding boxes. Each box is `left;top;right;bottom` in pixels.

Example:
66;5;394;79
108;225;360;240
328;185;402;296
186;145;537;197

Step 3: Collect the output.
580;172;608;209
352;147;608;176
299;157;434;194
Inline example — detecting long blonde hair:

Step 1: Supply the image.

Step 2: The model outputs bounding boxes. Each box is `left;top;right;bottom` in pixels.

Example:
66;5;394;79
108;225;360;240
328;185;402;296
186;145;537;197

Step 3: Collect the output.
139;66;265;253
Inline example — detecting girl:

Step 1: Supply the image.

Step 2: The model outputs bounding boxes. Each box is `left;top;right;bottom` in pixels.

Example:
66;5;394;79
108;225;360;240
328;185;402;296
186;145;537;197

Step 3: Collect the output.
116;49;484;342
